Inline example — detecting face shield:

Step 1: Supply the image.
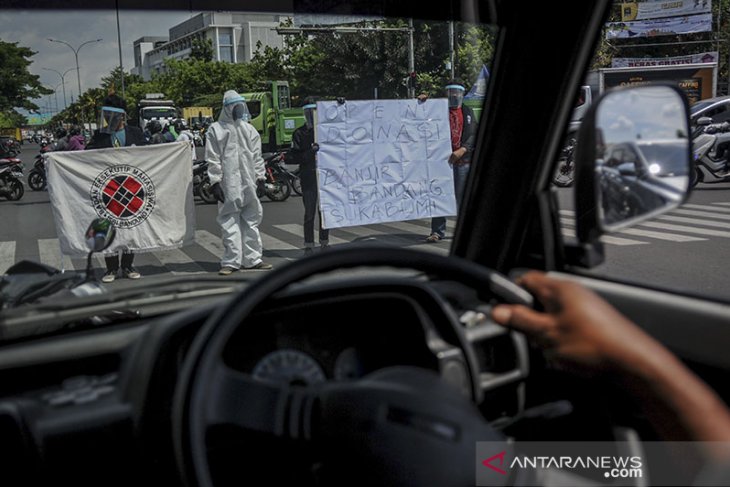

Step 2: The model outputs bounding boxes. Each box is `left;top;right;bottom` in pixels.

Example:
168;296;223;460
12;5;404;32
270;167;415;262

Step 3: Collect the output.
99;106;126;134
221;91;251;123
303;104;317;129
445;85;465;109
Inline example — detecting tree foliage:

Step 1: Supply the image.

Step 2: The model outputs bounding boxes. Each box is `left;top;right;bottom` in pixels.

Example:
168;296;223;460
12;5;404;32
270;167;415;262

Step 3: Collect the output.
190;37;214;62
0;39;51;125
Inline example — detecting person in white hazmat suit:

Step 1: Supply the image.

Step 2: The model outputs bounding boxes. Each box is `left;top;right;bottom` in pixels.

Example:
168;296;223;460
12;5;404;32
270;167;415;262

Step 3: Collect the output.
206;90;273;274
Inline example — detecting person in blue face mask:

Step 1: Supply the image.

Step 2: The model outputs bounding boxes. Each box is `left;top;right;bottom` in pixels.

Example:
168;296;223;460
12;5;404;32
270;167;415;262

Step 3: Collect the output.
87;94;147;282
206;90;272;275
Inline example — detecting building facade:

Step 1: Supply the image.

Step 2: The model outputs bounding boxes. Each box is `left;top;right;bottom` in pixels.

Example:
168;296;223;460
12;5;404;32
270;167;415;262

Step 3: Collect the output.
132;12;290;80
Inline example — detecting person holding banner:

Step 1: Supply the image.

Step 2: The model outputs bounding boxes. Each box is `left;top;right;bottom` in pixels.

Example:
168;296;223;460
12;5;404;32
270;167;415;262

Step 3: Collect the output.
290;98;329;254
86;94;147;282
421;80;477;243
206;90;272;275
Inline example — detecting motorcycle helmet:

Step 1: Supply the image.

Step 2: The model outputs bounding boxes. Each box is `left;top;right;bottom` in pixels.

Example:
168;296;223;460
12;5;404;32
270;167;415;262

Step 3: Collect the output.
55;127;68;139
172;118;186;133
69;125;81;136
147;120;162;134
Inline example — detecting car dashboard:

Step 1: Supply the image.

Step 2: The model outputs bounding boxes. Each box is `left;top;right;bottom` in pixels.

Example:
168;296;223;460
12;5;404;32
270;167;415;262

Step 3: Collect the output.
0;276;530;486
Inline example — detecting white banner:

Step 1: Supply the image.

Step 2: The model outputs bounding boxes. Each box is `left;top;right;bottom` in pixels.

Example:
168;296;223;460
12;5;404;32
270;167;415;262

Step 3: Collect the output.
606;13;713;39
46;141;195;256
621;0;711;21
315;99;456;229
612;51;718;67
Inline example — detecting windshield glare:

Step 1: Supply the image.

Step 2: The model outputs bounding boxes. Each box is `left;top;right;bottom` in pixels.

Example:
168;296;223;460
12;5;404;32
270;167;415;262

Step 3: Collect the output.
638;144;688;176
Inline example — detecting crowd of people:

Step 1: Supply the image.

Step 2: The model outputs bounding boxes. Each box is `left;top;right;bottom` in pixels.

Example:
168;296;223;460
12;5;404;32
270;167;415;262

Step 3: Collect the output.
40;80;478;281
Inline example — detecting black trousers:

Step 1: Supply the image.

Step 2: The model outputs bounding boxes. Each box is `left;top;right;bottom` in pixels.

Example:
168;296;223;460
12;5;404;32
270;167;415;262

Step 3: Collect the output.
301;169;329;244
105;251;134;272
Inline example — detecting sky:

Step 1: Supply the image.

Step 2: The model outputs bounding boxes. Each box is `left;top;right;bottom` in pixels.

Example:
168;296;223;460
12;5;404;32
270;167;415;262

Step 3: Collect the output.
0;8;198;113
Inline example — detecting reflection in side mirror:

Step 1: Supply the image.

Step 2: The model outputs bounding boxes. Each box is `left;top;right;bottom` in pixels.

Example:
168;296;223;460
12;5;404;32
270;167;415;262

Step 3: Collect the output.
696;117;713;126
594;85;691;231
85;218;116;252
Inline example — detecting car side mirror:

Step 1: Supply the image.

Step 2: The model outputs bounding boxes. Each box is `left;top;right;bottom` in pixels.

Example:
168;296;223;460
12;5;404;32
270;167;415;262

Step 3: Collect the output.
570;84;692;268
696;116;713;126
84;219;116;281
617;162;637;177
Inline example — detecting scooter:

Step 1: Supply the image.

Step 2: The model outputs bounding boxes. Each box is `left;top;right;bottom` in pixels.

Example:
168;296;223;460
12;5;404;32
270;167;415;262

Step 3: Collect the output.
192;159;218;204
28;145;52;191
552;135;577;187
257;152;292;202
691;117;730;187
0;156;25;201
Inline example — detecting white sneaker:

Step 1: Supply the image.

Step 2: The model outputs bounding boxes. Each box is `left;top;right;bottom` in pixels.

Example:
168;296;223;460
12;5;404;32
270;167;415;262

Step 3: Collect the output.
102;270;117;283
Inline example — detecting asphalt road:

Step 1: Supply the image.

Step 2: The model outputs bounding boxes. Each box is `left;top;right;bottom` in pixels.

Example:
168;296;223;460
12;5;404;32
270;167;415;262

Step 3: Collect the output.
2;143;729;302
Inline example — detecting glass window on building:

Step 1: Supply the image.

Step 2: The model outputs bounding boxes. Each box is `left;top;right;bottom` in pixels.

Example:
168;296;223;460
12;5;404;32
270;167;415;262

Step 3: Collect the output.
218;28;233;62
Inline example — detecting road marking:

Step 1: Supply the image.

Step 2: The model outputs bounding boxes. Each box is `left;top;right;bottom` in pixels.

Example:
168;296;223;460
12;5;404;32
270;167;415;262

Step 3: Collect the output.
273;224;349;245
657;215;729;229
153;248;206;274
260;232;299;251
617;228;705;242
671;208;730;221
0;241;16;274
683;204;730;214
560;227;647;246
38;239;76;271
194;230;225;257
641;221;730;238
561;218;704;242
715;202;730;207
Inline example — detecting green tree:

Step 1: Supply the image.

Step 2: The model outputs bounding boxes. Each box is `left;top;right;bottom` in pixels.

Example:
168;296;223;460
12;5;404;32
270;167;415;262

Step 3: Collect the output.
0;39;52;117
190;37;214;62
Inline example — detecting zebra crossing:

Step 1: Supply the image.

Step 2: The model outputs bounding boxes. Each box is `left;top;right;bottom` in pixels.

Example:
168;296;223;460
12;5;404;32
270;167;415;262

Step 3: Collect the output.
559;202;730;246
0;220;453;276
1;202;727;275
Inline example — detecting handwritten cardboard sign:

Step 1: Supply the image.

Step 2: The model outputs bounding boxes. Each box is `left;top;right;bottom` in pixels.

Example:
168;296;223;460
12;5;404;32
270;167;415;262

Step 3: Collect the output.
316;99;456;229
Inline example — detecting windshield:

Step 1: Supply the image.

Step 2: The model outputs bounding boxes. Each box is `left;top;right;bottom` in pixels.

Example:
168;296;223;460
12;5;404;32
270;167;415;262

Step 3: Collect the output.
690;100;714;115
141;107;176;119
0;8;496;325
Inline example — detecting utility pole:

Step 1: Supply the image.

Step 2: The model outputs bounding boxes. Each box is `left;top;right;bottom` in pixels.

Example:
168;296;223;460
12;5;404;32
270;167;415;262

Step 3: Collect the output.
116;0;125;98
408;18;415;98
448;21;455;79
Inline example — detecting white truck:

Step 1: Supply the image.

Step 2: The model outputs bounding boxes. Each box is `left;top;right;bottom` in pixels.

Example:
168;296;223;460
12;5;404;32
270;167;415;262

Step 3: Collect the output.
138;93;177;132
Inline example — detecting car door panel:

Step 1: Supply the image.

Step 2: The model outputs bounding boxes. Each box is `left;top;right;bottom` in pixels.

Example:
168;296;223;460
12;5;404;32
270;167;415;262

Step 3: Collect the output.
551;272;730;372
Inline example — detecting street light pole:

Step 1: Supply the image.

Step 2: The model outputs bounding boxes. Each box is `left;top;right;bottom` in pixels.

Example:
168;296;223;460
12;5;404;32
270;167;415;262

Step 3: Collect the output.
42;67;75;110
48;38;102;132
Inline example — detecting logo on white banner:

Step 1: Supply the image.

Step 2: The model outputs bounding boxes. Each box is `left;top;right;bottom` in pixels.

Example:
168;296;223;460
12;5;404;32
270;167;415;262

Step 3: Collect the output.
90;165;156;229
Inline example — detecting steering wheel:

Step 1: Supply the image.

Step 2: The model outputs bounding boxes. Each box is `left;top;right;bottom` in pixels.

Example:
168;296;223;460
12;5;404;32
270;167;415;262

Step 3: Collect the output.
173;247;533;487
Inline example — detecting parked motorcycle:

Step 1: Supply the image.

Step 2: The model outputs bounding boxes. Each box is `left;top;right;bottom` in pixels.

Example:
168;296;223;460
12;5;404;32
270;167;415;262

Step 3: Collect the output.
0;156;25;201
192;159;217;204
691;117;730;187
28;145;52;191
552;135;577;187
257;152;292;202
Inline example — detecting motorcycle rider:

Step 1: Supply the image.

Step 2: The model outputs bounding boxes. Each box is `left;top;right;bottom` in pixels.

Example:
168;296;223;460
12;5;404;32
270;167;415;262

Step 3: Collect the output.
290;97;329;254
419;80;477;243
66;125;86;151
53;127;70;152
172;118;196;160
86;93;147;282
146;120;166;145
206;90;272;275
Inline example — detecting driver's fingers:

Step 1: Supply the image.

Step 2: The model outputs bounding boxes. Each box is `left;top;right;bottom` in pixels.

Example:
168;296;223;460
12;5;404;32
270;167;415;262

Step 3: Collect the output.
491;304;554;336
